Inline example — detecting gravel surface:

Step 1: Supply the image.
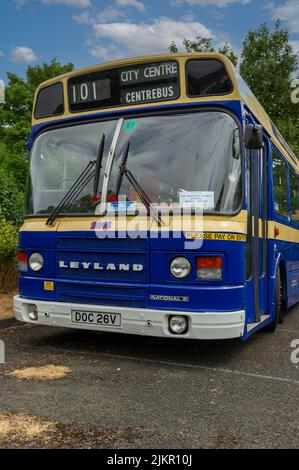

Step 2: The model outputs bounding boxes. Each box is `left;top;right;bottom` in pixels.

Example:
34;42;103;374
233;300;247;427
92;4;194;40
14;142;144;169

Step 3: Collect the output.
0;307;299;449
0;294;14;321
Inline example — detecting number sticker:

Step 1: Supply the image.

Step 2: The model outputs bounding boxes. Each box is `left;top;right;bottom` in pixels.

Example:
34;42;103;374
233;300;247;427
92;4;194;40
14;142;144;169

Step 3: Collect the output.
124;119;137;132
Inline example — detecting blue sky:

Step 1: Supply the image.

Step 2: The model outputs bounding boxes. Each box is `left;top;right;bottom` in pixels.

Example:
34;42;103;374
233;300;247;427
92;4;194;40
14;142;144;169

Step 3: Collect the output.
1;0;298;83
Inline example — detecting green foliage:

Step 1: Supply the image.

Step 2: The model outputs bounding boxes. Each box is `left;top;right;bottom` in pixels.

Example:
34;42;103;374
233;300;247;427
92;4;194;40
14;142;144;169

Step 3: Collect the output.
26;58;74;90
240;21;299;155
0;58;74;270
0;58;74;191
0;220;18;259
0;141;28;189
218;44;239;68
240;21;298;120
0;168;24;226
169;37;238;67
0;219;19;293
276;117;299;156
0;220;18;260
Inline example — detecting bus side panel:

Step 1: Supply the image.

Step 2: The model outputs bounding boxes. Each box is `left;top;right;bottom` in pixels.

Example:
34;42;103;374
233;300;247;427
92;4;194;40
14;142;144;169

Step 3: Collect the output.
285;240;299;308
268;235;299;311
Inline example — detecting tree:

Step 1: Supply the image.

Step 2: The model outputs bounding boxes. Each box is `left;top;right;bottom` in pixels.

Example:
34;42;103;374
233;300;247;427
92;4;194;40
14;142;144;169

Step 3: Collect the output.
0;58;74;190
240;21;298;120
240;21;299;154
0;168;24;226
169;37;238;67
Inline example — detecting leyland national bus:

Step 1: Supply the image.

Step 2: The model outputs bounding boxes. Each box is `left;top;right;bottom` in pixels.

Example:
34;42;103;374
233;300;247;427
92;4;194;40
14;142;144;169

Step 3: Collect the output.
13;53;299;341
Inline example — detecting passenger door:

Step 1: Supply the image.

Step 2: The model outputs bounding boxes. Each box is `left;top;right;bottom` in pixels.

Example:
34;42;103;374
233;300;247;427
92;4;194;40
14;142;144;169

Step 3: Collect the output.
246;143;268;322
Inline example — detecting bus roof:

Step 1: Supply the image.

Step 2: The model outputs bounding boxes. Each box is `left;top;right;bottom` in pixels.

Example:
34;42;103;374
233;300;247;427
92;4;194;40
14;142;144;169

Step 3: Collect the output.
32;52;298;171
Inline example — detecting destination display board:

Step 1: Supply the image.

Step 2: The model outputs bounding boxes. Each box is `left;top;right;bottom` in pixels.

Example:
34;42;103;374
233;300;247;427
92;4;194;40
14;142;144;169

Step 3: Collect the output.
67;61;179;112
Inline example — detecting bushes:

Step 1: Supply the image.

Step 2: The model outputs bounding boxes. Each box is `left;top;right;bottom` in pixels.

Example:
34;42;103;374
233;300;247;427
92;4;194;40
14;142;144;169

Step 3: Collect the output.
0;130;25;294
0;168;24;227
0;219;19;293
0;220;18;259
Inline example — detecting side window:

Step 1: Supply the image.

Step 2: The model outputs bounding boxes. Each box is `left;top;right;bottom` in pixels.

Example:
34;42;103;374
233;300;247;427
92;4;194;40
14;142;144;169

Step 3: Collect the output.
272;149;289;217
290;171;299;222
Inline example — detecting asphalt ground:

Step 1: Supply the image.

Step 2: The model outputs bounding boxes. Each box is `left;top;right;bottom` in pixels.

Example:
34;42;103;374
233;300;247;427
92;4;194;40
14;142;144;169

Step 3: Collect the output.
0;306;299;449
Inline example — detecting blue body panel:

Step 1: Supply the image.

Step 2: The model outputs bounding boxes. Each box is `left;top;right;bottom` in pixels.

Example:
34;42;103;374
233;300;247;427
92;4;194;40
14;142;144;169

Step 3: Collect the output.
19;230;246;312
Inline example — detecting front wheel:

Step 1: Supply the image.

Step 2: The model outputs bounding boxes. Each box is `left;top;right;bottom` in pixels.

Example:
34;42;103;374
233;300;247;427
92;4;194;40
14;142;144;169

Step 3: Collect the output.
264;269;284;333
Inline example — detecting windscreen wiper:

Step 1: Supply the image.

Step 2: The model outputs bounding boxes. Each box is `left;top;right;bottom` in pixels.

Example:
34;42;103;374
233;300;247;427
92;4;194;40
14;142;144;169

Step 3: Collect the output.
115;142;163;227
46;133;106;226
46;160;96;225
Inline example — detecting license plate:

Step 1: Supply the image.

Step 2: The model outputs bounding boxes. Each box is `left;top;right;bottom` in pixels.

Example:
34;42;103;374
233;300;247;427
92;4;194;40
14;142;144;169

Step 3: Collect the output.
71;310;121;327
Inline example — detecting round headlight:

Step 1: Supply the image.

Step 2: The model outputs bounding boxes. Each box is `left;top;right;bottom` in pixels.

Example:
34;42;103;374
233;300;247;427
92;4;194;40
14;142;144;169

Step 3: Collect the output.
170;257;191;279
29;253;44;272
169;315;188;335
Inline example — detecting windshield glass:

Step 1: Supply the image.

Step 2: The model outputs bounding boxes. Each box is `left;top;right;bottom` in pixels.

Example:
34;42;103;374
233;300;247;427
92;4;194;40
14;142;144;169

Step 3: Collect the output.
27;120;118;215
108;111;242;213
26;111;242;216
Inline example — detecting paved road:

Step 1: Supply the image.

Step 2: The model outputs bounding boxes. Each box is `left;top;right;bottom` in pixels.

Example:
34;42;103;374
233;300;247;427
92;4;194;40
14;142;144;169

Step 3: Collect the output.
0;307;299;449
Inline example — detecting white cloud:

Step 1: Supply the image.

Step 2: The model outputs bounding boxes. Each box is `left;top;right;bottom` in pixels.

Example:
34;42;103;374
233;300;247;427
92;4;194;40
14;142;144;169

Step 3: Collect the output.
89;43;122;60
116;0;146;13
16;0;91;7
15;0;26;8
10;46;38;64
89;45;112;59
272;0;299;33
97;6;126;22
73;10;92;23
41;0;91;6
73;5;126;24
291;40;299;55
172;0;250;7
92;18;213;59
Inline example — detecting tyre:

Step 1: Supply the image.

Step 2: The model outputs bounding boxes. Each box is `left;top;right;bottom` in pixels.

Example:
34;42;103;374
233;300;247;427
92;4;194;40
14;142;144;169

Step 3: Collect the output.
264;269;284;332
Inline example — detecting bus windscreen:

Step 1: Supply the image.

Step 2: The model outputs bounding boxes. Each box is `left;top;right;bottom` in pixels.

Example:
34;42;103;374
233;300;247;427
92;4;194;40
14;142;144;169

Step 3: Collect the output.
67;61;180;112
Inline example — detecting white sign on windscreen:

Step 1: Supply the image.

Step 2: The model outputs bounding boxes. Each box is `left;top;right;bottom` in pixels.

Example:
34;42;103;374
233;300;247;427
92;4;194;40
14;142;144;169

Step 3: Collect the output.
179;191;215;210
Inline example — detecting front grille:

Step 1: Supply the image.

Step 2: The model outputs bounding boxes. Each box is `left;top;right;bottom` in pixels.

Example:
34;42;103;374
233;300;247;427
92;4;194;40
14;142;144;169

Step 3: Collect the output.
56;232;149;307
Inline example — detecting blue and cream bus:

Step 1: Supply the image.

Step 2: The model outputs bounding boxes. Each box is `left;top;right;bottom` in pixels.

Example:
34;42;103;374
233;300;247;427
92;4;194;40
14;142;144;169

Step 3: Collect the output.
14;53;299;341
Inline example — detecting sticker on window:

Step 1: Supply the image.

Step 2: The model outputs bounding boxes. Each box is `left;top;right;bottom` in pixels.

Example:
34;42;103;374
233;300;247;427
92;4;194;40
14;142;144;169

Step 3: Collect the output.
107;200;137;213
124;119;137;132
179;191;215;210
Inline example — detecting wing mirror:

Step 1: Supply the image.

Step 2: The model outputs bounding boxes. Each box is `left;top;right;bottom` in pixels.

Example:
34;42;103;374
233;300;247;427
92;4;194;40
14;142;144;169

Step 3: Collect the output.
245;124;263;150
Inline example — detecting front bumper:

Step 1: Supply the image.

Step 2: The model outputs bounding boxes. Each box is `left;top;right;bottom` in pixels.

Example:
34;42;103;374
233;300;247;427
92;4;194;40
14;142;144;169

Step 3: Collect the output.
14;296;245;340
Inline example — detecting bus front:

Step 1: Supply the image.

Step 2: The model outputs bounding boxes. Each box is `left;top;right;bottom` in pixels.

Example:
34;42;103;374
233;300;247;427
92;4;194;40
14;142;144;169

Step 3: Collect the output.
14;53;247;340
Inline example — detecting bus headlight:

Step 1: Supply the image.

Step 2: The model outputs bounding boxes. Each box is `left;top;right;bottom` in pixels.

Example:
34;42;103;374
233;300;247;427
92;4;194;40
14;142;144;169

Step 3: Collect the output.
169;316;188;335
29;253;44;272
170;257;191;279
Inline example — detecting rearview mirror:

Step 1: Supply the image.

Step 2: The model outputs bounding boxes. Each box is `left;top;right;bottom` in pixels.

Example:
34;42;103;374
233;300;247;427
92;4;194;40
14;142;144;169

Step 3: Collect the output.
245;124;263;150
